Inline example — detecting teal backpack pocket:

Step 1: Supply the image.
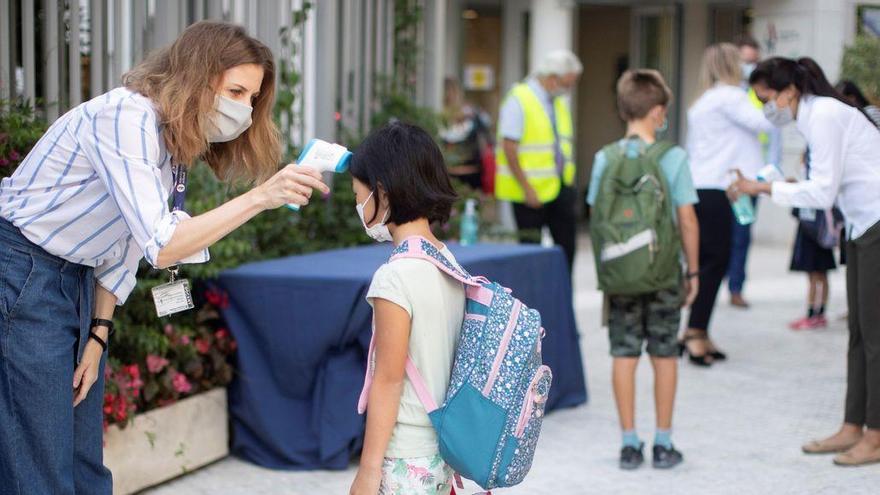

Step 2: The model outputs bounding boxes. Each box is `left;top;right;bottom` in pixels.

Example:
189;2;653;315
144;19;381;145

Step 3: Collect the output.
429;383;507;488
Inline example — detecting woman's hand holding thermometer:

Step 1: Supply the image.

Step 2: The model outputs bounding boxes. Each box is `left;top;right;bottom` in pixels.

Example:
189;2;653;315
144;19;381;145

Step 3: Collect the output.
253;162;329;210
286;139;352;211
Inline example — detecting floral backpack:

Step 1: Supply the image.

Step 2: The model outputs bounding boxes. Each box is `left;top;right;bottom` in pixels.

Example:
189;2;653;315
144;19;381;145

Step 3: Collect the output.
358;236;552;491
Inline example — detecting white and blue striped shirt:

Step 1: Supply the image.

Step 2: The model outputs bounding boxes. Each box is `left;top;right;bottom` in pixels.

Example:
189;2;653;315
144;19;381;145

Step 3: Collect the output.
0;87;209;304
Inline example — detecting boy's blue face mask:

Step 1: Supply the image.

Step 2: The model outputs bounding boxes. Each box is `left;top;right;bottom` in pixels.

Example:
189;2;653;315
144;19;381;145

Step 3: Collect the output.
656;118;669;134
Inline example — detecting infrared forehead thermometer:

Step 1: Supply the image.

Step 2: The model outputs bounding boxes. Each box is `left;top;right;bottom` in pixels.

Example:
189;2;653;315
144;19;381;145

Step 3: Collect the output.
286;139;352;211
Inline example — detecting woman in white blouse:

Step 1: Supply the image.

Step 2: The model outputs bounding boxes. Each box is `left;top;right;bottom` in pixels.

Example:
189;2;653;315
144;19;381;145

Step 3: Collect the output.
682;43;774;366
733;57;880;467
0;22;327;493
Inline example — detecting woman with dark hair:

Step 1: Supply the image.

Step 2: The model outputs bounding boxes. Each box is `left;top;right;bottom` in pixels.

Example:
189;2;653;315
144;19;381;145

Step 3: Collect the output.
733;57;880;467
0;22;328;493
782;58;838;330
836;80;880;128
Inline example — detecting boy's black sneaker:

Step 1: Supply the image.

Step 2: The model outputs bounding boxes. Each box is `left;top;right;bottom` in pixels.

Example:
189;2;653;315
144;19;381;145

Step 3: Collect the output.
619;442;645;470
652;444;683;469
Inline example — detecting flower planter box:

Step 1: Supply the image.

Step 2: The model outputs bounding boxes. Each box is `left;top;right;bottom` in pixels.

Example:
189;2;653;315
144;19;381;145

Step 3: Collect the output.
103;388;229;495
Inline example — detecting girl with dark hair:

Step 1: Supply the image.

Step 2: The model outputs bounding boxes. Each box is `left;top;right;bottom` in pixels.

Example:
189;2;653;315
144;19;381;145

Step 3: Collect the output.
836;80;880;128
349;122;462;494
734;57;880;467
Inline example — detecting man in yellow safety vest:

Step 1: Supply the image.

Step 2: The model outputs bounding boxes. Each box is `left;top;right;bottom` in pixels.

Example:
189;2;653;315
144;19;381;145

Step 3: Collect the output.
495;50;583;273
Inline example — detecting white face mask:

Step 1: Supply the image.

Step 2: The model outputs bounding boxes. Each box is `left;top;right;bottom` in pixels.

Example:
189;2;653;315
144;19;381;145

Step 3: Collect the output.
356;191;393;243
763;99;794;127
207;95;253;143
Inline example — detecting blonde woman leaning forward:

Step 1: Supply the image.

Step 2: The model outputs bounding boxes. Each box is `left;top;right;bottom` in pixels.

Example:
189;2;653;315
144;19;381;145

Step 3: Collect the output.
682;43;773;366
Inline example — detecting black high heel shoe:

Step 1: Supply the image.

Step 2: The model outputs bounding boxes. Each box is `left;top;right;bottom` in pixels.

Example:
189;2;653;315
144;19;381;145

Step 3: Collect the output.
709;349;727;361
679;335;712;367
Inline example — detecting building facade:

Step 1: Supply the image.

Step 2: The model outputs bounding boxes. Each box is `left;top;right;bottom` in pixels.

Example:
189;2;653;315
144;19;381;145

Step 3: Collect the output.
2;0;877;242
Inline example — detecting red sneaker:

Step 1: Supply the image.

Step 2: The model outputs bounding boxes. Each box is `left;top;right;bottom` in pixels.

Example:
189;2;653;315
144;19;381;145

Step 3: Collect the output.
789;316;814;330
810;315;828;328
789;315;828;330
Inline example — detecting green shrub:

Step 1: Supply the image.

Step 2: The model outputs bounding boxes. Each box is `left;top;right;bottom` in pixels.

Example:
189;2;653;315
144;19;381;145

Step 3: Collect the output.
841;36;880;104
0;100;48;177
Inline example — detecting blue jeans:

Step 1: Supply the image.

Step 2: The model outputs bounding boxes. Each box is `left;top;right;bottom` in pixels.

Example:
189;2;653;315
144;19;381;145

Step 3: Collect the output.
727;197;758;295
0;219;111;495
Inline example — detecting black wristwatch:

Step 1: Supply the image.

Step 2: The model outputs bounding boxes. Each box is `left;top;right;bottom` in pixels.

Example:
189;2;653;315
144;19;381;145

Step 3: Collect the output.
89;319;115;352
91;318;115;337
686;271;700;279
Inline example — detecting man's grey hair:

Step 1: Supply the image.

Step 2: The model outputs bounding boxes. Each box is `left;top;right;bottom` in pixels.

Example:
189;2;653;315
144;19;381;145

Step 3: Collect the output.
534;50;583;77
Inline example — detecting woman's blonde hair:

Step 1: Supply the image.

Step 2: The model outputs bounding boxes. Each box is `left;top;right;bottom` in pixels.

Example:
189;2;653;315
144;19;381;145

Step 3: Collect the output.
697;43;743;96
123;21;280;183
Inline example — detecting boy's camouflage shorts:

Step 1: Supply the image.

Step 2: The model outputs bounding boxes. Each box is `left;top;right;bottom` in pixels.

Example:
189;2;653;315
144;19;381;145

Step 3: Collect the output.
607;287;682;358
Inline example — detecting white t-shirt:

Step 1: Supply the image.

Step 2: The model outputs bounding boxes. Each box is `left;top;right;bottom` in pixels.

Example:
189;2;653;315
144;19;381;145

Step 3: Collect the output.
366;245;466;458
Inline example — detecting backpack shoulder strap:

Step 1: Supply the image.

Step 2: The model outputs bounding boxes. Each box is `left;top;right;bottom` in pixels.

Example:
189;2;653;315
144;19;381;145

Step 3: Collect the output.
644;140;675;164
600;142;626;170
357;321;440;414
390;236;482;287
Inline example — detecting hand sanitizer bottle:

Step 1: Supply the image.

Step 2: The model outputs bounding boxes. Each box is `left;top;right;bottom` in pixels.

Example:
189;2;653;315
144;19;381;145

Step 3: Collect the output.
459;199;479;246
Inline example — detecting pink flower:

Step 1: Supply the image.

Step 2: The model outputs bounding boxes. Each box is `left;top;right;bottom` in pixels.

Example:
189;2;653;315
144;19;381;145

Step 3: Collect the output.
125;365;144;391
164;324;175;336
215;328;230;341
407;465;432;482
180;335;191;345
172;372;192;394
146;354;169;374
125;364;140;379
8;150;20;161
103;394;115;415
195;338;211;355
205;288;230;309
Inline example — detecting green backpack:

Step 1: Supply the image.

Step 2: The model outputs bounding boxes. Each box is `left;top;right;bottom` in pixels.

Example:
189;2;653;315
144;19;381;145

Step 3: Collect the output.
590;140;681;295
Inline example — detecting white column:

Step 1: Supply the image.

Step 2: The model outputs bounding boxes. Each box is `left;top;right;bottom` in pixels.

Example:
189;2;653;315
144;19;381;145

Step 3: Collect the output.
22;0;36;103
0;0;10;100
68;0;82;106
302;0;317;144
421;0;447;111
89;0;105;97
528;0;574;73
444;0;461;80
42;0;59;119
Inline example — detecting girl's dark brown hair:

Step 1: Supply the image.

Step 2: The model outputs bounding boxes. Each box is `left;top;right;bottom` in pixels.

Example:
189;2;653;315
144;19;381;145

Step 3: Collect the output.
350;122;458;225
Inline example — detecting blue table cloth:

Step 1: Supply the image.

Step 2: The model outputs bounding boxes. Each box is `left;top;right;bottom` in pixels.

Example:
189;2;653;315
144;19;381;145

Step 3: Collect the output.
218;242;587;470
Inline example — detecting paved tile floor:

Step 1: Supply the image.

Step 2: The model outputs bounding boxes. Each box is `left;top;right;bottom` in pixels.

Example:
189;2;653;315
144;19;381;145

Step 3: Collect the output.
147;241;878;494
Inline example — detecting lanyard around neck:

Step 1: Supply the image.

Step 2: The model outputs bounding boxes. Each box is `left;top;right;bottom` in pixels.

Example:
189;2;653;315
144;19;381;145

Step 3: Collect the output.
171;164;187;212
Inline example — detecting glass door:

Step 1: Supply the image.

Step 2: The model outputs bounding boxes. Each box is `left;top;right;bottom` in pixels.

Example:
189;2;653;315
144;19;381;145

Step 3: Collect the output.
630;5;682;141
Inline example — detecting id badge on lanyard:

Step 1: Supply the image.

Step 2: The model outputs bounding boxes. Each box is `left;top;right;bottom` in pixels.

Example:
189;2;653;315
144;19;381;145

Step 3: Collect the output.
152;164;195;317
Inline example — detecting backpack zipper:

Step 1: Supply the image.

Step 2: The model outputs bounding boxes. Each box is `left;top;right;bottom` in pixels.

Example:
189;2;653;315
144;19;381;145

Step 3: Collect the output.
514;365;551;438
